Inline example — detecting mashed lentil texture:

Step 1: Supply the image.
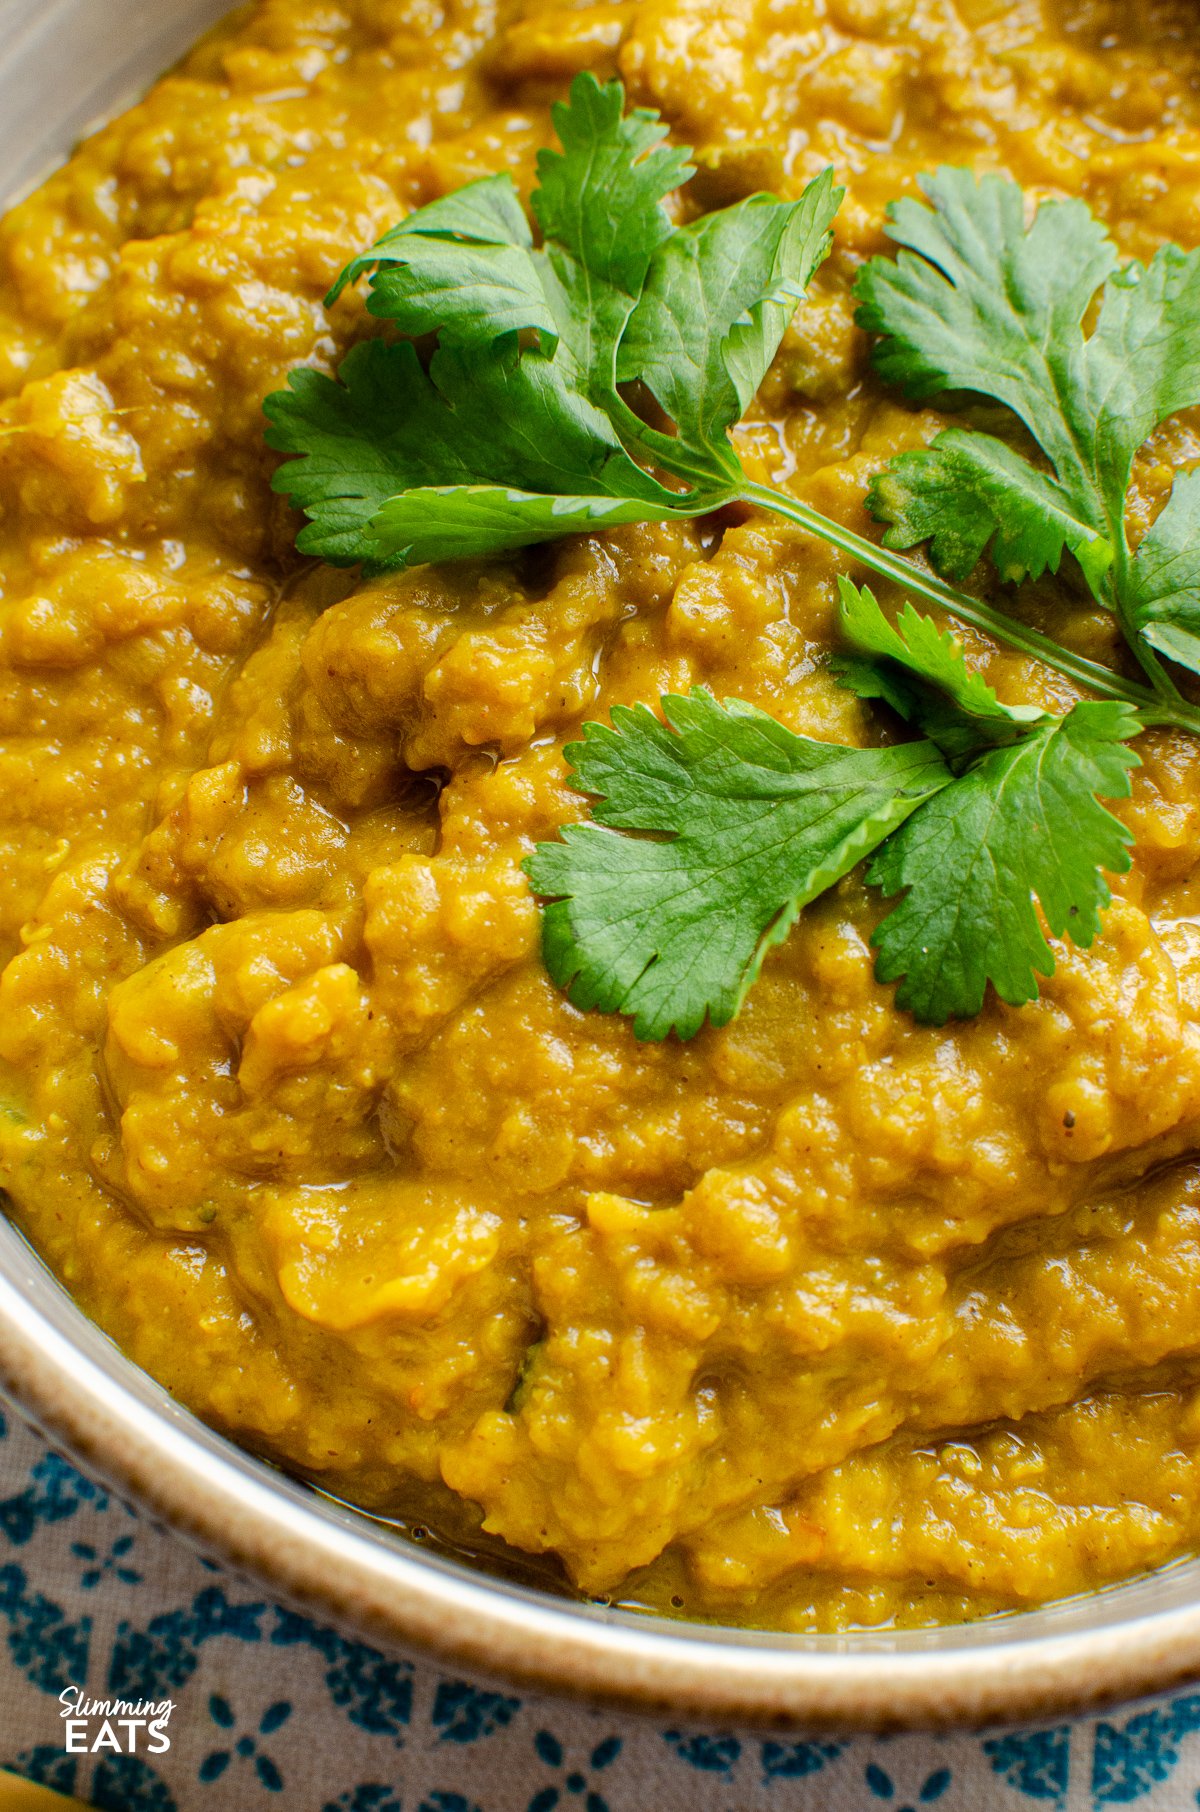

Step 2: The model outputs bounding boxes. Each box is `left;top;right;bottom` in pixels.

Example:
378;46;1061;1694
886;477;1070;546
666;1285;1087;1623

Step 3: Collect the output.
4;0;1200;1632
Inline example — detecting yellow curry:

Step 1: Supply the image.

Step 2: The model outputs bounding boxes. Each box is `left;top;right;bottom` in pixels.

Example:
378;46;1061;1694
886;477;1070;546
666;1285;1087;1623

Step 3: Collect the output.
3;0;1200;1633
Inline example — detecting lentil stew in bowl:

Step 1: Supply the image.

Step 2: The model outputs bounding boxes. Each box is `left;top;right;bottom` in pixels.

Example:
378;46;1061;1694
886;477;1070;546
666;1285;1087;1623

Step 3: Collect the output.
3;0;1200;1639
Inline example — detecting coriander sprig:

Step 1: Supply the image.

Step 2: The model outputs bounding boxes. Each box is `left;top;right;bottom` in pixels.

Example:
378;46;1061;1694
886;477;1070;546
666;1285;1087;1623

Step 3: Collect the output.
265;78;1200;1033
527;580;1138;1035
265;80;1200;735
858;167;1200;708
739;481;1190;723
526;677;952;1040
266;75;839;569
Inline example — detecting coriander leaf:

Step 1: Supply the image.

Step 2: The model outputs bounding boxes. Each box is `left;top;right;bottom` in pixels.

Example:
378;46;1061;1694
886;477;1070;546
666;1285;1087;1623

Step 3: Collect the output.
869;428;1112;587
617;172;842;482
264;342;429;565
833;577;1046;761
324;173;558;351
869;700;1139;1022
855;169;1119;483
265;331;678;570
267;76;843;572
524;689;951;1041
330;174;535;298
1080;245;1200;496
533;72;692;410
1130;469;1200;675
837;576;1027;718
369;485;671;566
856;169;1200;691
389;336;666;501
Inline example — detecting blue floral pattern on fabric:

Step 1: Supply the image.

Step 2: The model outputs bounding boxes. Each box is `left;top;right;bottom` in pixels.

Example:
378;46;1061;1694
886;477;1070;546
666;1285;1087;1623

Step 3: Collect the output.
528;1731;621;1811
433;1681;521;1744
661;1731;740;1774
198;1693;292;1791
323;1789;402;1812
91;1756;179;1811
759;1737;842;1782
0;1561;90;1692
1093;1695;1200;1803
11;1744;79;1793
3;1402;1200;1810
864;1760;953;1808
984;1726;1071;1804
73;1531;141;1591
0;1452;104;1546
108;1585;265;1700
271;1609;414;1742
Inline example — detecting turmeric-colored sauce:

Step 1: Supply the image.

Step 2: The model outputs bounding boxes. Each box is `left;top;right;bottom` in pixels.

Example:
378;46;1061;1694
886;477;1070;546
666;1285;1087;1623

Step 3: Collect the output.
3;0;1200;1630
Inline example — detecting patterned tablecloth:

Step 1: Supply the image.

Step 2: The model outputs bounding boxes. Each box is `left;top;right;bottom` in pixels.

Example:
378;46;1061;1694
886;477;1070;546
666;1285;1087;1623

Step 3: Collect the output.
0;1399;1198;1812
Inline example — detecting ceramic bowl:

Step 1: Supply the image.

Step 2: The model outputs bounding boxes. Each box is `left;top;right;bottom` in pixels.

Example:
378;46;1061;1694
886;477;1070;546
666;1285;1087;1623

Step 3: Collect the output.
3;0;1200;1731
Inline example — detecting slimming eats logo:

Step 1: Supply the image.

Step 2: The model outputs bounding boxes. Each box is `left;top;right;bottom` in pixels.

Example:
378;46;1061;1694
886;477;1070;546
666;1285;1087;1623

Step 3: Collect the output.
59;1685;174;1755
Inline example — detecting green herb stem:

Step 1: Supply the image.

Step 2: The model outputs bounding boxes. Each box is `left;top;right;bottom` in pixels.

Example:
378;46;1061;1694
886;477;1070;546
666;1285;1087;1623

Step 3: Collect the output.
1105;541;1186;706
740;481;1200;735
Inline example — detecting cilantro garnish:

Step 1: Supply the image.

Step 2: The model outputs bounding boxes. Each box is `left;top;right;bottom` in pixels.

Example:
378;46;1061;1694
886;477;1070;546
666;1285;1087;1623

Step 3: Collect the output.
857;167;1200;700
265;74;838;571
1126;468;1200;676
867;700;1138;1023
528;583;1137;1036
831;583;1049;764
266;84;1200;1034
524;686;951;1041
832;591;1137;1029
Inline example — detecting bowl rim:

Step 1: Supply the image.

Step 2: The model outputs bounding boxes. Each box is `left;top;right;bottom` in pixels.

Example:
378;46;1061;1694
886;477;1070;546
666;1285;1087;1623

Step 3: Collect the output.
2;1219;1200;1730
